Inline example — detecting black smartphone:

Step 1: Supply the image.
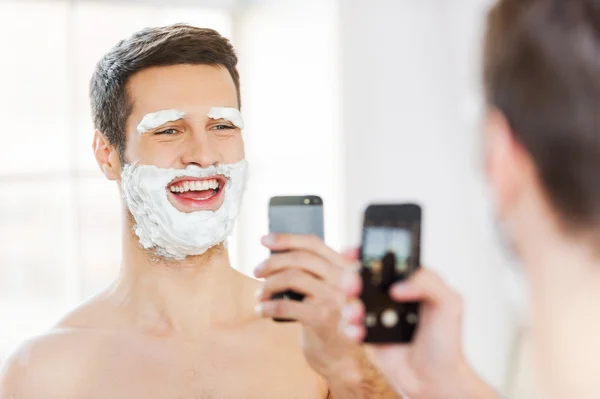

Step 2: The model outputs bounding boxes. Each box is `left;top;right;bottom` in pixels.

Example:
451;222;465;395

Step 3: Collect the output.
360;203;422;343
268;195;324;322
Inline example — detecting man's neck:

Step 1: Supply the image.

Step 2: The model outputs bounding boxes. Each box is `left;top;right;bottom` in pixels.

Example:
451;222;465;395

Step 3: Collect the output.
508;188;600;294
515;210;600;398
518;215;600;296
112;235;256;339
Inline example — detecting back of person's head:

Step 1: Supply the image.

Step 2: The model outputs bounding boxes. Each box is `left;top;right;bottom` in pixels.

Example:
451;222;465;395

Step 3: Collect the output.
89;24;240;159
483;0;600;238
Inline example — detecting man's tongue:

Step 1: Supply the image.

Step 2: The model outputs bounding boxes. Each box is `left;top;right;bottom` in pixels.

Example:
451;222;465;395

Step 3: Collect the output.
177;190;216;201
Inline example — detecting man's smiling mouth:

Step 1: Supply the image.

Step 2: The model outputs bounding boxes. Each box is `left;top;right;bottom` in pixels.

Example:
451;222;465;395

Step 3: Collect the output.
167;176;226;203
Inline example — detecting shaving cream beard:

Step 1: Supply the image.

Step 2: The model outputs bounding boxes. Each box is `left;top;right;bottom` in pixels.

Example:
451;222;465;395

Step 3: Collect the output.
121;160;248;260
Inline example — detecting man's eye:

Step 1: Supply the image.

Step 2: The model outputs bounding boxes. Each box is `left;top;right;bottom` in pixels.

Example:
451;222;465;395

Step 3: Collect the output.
155;128;179;135
214;124;235;131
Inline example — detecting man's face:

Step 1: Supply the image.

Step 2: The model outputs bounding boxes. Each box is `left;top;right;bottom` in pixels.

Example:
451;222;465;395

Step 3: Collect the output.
122;64;244;213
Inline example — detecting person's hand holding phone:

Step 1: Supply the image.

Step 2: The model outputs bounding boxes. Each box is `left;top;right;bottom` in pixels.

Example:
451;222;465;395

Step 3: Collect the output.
340;261;500;399
254;233;362;381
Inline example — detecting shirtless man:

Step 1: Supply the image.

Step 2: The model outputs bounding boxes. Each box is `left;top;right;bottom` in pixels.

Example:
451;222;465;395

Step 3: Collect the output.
342;0;600;398
0;25;395;398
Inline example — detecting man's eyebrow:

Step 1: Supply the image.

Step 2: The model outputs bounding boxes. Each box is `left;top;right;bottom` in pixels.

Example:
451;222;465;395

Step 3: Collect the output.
136;109;186;134
207;107;244;129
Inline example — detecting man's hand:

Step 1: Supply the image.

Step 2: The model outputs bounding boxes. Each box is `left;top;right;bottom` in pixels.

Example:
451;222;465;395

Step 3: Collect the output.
254;234;399;398
341;265;500;399
254;233;359;380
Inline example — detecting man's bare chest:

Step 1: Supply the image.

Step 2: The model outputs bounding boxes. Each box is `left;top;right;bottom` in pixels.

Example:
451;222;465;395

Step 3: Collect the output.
78;341;325;399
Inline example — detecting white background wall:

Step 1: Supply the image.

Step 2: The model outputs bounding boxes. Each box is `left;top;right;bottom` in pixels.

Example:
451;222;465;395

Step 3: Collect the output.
232;0;344;273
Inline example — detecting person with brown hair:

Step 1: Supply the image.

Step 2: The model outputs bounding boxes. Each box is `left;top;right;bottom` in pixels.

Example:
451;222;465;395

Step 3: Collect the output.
341;0;600;398
0;24;398;398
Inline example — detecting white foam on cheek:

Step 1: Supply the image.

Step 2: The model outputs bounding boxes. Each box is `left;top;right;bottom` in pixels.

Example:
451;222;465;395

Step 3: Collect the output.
207;107;245;129
137;109;186;134
121;160;248;260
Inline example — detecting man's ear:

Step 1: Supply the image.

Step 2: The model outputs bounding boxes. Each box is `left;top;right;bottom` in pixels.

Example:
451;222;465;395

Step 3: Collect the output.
93;130;122;181
484;108;533;218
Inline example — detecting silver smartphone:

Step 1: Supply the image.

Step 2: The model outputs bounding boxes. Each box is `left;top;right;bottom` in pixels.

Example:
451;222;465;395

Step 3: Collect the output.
268;195;324;321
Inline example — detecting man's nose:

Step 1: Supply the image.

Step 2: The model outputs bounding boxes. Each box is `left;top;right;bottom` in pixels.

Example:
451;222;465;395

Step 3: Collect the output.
181;130;219;168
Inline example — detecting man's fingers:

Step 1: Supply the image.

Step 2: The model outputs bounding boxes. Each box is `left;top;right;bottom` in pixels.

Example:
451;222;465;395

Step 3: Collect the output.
257;270;340;303
339;269;362;298
254;250;342;283
389;281;427;302
339;299;366;342
343;324;366;342
342;247;359;261
341;299;365;325
261;233;351;269
390;268;463;312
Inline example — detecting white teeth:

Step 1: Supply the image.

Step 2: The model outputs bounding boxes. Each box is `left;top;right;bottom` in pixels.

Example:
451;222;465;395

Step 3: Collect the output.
169;179;220;193
208;180;219;190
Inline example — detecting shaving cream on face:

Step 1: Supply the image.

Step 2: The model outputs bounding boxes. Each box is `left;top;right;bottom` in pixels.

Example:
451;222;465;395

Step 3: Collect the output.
121;160;248;260
137;109;186;134
207;107;245;129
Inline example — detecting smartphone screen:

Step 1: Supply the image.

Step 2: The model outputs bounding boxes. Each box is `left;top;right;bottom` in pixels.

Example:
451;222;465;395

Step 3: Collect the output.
361;220;420;291
360;204;421;343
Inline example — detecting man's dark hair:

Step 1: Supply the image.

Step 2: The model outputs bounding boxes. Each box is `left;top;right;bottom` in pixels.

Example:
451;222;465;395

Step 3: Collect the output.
484;0;600;232
90;24;240;159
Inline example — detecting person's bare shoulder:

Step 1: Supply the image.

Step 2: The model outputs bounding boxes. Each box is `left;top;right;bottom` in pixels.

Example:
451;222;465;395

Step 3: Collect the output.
0;292;119;399
0;328;99;399
55;288;121;330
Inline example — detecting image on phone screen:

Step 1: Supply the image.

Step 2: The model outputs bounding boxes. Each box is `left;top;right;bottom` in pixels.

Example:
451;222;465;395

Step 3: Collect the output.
360;204;421;343
361;220;420;292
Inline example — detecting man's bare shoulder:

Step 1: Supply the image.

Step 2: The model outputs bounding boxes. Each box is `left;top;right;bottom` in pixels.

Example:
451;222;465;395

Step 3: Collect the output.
0;328;102;399
0;292;123;398
55;289;121;330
